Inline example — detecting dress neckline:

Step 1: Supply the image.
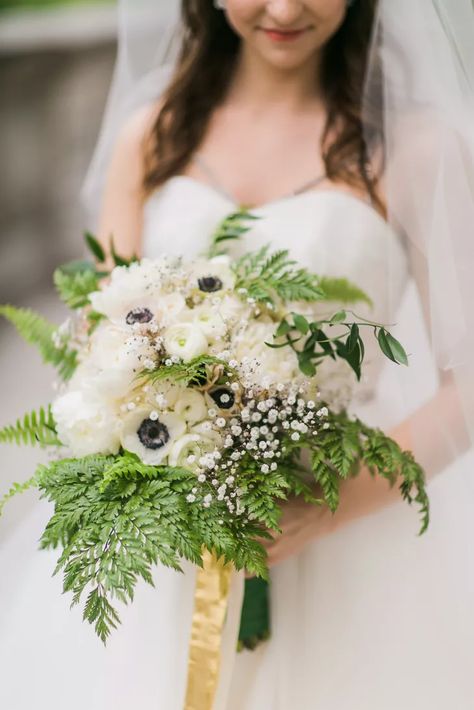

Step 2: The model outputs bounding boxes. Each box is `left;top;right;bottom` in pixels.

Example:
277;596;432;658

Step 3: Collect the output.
147;174;391;232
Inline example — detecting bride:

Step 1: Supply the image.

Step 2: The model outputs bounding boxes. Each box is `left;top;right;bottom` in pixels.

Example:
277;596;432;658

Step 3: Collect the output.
1;1;473;709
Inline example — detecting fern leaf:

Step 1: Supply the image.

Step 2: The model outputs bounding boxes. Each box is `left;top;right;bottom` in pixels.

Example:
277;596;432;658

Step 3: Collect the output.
54;267;99;309
0;475;38;516
0;405;61;447
0;305;77;380
207;209;260;258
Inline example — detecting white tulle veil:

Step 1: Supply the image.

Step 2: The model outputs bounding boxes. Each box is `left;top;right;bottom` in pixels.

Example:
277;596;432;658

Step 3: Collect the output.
82;0;474;482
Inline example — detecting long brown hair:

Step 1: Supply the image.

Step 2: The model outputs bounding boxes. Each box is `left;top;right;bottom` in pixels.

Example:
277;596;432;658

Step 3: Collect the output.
144;0;383;209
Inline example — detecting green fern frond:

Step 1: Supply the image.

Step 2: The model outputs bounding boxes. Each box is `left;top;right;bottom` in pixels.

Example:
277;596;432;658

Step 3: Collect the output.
0;305;77;381
317;276;373;307
53;267;99;309
207;209;260;258
139;355;234;386
100;454;163;491
0;475;38;516
0;405;61;447
233;246;324;306
311;449;341;512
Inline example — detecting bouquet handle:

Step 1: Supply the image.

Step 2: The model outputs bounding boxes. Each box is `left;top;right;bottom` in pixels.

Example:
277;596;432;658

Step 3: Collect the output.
184;548;242;710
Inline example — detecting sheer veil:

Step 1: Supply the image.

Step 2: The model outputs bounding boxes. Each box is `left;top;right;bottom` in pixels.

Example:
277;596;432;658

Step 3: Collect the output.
363;0;474;476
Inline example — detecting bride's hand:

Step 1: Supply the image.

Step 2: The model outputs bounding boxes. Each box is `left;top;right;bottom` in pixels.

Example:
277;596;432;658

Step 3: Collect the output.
245;494;327;578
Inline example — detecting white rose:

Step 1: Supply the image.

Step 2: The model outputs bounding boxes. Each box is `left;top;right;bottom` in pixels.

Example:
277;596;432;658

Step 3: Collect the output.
168;433;218;472
52;390;120;456
155;293;186;328
216;294;249;325
119;408;186;465
181;305;228;341
164;323;208;362
172;390;208;425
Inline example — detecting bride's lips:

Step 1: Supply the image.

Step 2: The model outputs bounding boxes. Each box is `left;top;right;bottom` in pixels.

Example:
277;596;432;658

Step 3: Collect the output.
260;27;310;43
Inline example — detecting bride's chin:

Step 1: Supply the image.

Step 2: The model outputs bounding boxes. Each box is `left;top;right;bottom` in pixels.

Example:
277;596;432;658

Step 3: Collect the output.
250;42;322;72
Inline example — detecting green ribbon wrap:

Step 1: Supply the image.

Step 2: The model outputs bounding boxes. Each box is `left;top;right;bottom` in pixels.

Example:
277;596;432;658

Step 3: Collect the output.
237;577;271;651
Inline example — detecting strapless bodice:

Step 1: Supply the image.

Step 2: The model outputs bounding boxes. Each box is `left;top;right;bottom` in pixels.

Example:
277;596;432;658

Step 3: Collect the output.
141;176;410;409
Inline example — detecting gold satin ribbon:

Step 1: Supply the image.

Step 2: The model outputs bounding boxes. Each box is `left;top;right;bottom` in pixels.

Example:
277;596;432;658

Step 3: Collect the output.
184;548;234;710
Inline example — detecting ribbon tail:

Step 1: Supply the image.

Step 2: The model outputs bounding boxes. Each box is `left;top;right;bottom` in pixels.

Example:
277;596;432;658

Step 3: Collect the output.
183;549;235;710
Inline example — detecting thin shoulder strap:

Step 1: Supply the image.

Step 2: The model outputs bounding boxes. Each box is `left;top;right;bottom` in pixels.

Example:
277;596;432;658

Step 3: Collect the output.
193;153;237;203
193;152;327;202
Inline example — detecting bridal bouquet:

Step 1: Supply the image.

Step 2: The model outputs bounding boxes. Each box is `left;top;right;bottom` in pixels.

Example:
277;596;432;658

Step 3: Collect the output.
0;210;428;648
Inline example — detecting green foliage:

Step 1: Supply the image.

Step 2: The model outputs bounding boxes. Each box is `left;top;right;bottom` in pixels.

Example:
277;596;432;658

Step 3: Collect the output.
37;454;271;642
54;266;99;309
377;327;408;366
0;305;77;381
207;209;260;258
0;475;38;517
139;355;235;387
0;404;61;448
84;232;106;263
268;311;409;380
234;246;325;306
306;410;429;534
318;276;373;307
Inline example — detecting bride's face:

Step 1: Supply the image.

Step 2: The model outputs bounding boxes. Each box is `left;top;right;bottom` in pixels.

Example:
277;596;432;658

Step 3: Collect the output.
224;0;347;69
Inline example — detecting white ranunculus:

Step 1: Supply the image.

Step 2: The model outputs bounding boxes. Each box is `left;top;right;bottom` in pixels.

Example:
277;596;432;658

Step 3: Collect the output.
173;390;208;425
167;433;216;471
52;390;120;456
155;293;187;328
163;323;208;362
216;294;250;325
119;408;187;465
235;320;300;386
183;304;228;341
190;422;224;448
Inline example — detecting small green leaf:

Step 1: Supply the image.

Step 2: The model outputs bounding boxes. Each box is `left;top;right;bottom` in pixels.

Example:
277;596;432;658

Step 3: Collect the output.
297;353;316;377
330;310;347;324
292;314;309;334
385;331;409;366
85;232;106;263
377;328;408;365
314;328;336;359
275;320;291;337
336;340;361;380
346;323;359;353
58;259;96;277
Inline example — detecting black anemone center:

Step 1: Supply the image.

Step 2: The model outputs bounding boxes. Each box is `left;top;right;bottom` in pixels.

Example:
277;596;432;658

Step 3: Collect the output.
210;387;235;410
198;276;223;293
126;307;153;325
137;418;170;450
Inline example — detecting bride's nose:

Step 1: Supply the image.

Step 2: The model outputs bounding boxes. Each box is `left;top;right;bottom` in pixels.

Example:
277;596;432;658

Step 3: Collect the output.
264;0;305;25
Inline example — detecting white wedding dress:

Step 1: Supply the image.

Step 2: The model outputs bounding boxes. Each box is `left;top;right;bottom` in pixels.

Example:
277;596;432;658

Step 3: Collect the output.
1;176;473;710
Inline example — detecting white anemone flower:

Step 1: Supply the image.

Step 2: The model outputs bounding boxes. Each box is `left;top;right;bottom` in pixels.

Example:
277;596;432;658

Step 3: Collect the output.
89;258;171;324
163;323;208;362
190;255;236;293
88;322;156;373
52;390;120;456
120;408;187;465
